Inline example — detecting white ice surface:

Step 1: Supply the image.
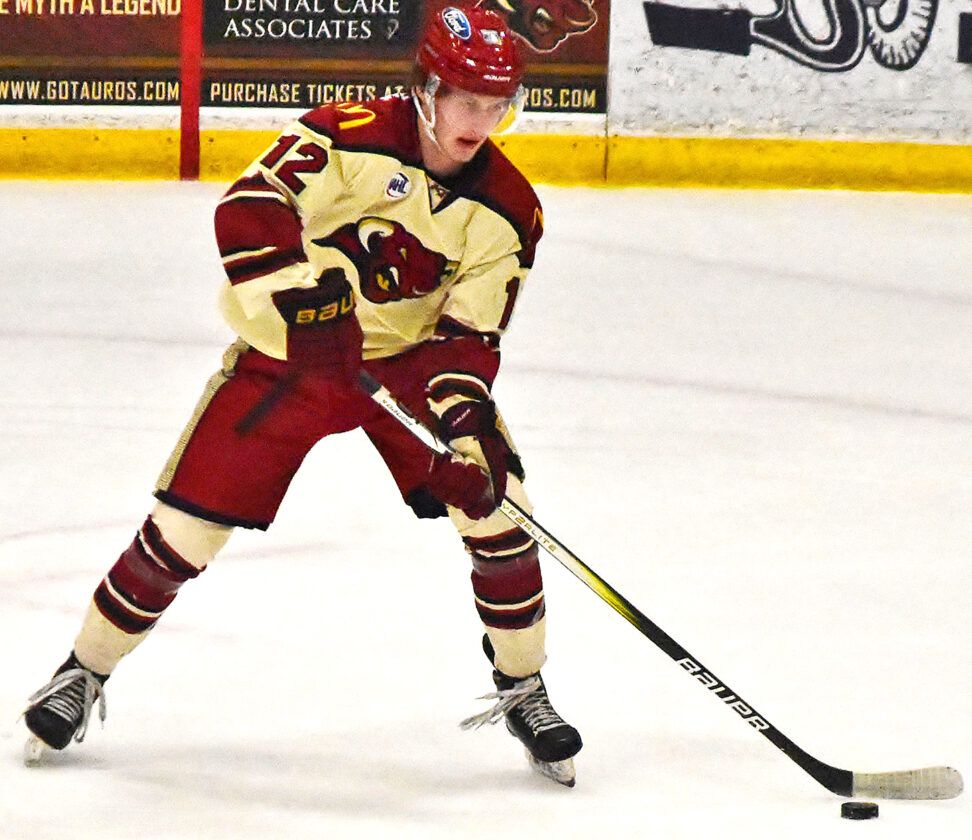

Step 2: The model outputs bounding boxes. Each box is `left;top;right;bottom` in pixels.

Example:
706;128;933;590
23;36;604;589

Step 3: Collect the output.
0;182;969;838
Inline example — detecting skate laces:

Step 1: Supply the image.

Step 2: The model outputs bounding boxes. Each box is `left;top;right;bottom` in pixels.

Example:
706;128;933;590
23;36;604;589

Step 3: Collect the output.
460;675;562;732
24;668;107;744
516;687;566;733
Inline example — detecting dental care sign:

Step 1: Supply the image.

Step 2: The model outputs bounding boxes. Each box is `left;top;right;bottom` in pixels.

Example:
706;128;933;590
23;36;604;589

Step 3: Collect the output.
203;0;610;113
0;0;610;114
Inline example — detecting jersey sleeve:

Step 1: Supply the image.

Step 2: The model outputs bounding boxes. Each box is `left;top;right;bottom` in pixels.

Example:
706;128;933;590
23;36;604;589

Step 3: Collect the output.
426;197;543;394
440;201;541;336
214;112;347;358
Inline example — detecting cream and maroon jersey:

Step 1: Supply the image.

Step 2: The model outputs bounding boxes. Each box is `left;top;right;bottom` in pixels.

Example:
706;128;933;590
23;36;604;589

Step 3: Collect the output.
215;94;543;384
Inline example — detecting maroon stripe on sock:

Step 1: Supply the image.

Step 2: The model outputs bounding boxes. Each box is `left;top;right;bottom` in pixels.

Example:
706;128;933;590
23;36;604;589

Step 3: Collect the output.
468;544;535;569
93;583;158;634
471;544;542;608
114;539;183;604
471;539;540;577
476;599;545;630
141;517;201;579
95;532;195;624
476;585;544;608
464;528;533;555
472;567;542;605
105;568;175;615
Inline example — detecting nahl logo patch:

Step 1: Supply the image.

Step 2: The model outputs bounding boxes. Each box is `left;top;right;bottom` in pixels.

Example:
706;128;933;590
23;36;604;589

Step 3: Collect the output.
385;172;411;199
442;7;472;40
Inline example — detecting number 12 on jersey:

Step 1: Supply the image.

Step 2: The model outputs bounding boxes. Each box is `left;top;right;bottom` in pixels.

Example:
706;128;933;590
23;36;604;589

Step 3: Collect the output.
260;134;328;194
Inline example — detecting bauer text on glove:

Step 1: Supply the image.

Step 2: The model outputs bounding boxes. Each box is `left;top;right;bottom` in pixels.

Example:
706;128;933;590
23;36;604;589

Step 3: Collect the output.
271;268;363;383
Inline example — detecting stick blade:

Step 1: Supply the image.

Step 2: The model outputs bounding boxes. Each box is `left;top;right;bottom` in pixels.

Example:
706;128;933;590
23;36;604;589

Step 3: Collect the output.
853;766;963;800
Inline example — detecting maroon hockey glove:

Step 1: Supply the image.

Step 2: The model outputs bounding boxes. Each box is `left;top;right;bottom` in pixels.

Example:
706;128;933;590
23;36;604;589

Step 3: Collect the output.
427;452;494;520
271;268;363;384
431;400;520;519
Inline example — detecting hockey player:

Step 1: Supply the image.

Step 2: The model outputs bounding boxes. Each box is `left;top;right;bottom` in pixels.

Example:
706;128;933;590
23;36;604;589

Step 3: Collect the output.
23;4;582;786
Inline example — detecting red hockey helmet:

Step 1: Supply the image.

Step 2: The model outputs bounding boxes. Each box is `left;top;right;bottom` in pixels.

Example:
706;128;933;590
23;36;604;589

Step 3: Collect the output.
417;5;524;98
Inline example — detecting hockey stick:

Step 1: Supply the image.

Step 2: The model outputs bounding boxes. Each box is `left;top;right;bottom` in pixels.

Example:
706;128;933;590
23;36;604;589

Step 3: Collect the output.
358;369;963;801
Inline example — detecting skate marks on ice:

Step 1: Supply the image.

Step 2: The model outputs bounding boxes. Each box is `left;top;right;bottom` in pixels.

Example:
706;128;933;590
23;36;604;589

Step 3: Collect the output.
6;730;580;837
545;229;972;310
508;362;972;428
0;182;969;837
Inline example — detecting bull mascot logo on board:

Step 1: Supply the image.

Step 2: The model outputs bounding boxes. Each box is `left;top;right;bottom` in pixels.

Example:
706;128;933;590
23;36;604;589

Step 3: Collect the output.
314;218;458;304
478;0;597;52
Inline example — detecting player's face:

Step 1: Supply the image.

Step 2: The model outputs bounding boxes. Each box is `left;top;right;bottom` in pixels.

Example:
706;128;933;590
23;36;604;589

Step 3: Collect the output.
421;85;513;176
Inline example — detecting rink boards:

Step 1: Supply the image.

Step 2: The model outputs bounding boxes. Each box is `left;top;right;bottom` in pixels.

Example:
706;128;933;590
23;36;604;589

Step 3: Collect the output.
3;127;972;192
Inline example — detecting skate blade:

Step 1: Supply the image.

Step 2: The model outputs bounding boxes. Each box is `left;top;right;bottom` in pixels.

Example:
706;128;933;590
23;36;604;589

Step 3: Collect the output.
526;750;576;787
24;735;48;766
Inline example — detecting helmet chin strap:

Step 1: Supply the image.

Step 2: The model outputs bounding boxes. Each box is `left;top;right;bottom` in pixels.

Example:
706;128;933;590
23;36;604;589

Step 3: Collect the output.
412;74;443;152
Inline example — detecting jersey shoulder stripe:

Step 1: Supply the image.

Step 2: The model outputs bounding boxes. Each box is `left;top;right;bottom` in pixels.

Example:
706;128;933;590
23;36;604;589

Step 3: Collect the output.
297;95;422;166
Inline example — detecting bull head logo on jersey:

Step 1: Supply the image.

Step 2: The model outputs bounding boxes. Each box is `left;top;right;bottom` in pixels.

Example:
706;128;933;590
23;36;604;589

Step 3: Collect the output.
479;0;597;52
313;218;458;304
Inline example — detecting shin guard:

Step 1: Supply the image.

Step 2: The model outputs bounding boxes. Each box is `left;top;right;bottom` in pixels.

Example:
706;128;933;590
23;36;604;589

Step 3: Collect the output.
464;527;546;677
466;529;545;631
92;516;203;635
74;509;228;674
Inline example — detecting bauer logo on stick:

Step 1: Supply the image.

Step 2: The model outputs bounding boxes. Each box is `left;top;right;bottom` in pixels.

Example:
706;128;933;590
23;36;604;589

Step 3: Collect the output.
442;7;473;39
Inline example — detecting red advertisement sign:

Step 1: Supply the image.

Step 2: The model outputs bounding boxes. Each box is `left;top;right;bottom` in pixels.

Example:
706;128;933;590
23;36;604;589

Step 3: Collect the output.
0;1;181;105
0;1;609;112
203;0;610;112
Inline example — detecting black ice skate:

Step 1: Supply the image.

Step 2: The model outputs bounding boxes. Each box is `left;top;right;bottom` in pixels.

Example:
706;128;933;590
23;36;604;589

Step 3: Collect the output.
23;652;107;764
462;639;583;787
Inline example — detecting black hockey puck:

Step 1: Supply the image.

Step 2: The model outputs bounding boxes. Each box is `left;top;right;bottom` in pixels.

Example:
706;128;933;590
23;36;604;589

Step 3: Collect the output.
841;801;879;820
